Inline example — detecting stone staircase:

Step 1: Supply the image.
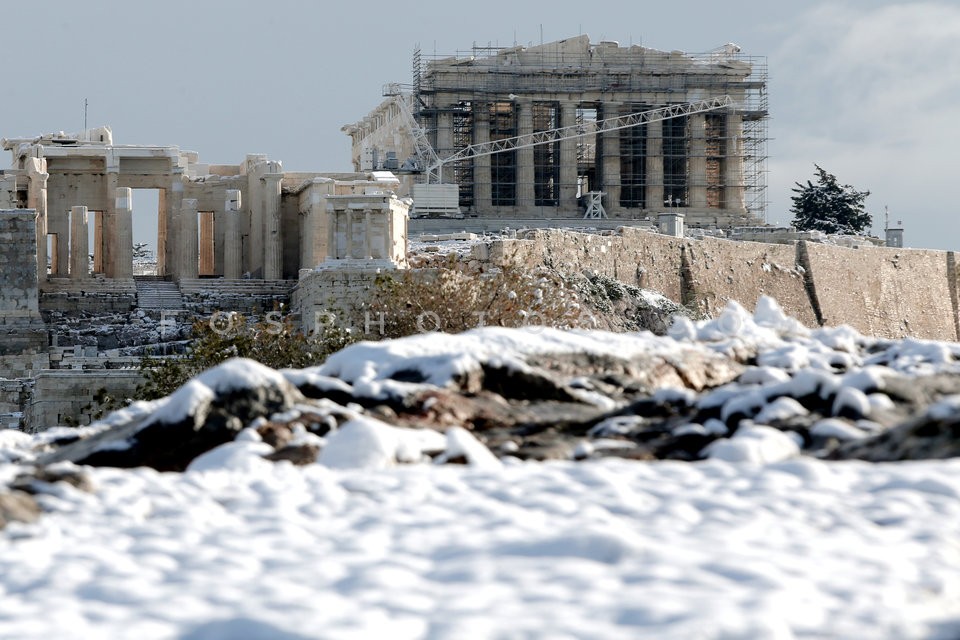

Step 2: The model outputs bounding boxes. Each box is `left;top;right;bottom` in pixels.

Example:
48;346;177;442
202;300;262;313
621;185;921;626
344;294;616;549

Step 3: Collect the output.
134;277;184;310
178;278;295;314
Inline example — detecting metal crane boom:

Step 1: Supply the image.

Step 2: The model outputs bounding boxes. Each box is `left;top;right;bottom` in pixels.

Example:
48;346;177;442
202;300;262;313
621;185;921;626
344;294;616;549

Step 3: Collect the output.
383;84;441;170
426;95;734;183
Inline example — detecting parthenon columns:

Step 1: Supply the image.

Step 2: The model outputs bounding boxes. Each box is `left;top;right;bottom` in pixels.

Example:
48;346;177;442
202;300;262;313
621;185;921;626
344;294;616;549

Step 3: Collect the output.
689;113;707;209
473;102;491;210
600;103;621;211
559;102;578;211
223;189;242;279
436;111;454;159
69;206;88;280
724;112;746;212
516;100;535;210
645;119;664;210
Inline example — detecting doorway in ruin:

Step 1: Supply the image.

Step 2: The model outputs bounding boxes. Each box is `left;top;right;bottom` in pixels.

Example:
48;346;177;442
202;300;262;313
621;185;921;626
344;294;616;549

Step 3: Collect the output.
90;211;104;275
198;210;215;276
575;105;598;201
132;189;161;276
46;234;57;275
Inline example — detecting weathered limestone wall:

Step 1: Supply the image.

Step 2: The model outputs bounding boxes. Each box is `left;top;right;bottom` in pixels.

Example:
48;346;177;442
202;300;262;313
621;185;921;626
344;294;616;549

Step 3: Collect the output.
683;238;816;327
292;269;386;334
0;210;49;373
0;379;28;430
179;279;295;315
39;278;137;315
483;228;686;302
294;227;960;340
800;243;957;340
26;370;144;431
475;229;960;338
0;211;40;316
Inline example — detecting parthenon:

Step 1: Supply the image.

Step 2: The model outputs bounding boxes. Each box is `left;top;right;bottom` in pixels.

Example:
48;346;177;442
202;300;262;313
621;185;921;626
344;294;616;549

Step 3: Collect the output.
344;35;768;227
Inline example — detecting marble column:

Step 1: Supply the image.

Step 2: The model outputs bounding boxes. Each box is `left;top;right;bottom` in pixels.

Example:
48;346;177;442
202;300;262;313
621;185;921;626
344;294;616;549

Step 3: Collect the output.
437;111;454;159
69;206;89;280
103;150;120;277
472;102;491;211
600;103;622;212
327;205;339;260
223;189;242;279
157;189;167;276
246;155;267;277
162;171;185;278
516;100;535;210
645;118;664;211
689;113;707;209
300;190;319;269
179;198;199;280
52;190;70;277
363;209;374;259
724;112;745;212
114;188;133;278
559;101;579;213
262;170;283;280
26;159;49;282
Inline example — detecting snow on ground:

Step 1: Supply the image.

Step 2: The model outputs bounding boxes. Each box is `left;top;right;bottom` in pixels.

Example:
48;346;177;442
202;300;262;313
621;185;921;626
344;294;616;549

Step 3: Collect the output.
1;452;959;638
3;297;960;638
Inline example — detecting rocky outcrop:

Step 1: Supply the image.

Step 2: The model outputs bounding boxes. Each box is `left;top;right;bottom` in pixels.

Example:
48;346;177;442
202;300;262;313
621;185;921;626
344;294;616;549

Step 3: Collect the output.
38;359;306;471
0;491;40;529
5;297;960;474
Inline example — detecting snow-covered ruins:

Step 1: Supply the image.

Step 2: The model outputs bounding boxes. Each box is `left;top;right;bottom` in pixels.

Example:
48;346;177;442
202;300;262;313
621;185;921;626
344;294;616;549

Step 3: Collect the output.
1;35;959;639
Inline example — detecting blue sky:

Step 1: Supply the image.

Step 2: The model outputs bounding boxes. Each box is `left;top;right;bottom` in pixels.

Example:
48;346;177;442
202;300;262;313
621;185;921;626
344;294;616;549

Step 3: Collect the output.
3;0;957;250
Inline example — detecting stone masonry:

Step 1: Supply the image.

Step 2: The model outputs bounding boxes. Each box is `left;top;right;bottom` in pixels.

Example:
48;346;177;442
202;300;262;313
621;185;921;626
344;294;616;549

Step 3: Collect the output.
0;210;49;372
295;227;960;342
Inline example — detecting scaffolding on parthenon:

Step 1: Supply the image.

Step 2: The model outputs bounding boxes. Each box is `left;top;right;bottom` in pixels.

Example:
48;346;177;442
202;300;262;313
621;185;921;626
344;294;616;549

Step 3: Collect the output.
399;37;770;224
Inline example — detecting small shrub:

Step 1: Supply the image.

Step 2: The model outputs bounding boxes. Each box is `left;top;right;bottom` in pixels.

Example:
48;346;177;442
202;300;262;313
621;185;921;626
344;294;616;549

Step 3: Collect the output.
136;315;355;401
354;260;589;339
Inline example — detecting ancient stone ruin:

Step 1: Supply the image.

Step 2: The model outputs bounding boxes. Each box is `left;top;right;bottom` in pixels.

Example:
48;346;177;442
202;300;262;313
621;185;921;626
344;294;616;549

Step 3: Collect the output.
0;36;952;434
0;126;410;431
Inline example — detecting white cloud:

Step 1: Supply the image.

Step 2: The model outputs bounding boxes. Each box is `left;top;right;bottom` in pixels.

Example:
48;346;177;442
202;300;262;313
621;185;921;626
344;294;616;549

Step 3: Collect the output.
768;2;960;245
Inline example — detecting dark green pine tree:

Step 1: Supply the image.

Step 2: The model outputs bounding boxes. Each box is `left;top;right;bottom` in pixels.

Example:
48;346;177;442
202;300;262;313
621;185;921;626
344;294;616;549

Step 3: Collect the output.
790;165;872;235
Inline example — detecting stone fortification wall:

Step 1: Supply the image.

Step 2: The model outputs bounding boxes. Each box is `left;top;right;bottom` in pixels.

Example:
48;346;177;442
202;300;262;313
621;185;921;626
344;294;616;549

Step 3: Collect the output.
1;210;48;371
0;211;40;317
480;229;814;325
0;355;51;380
26;370;144;431
483;228;686;302
39;279;137;315
295;228;960;341
0;379;28;429
292;269;386;335
179;279;296;316
801;243;958;341
476;229;960;340
683;238;817;327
